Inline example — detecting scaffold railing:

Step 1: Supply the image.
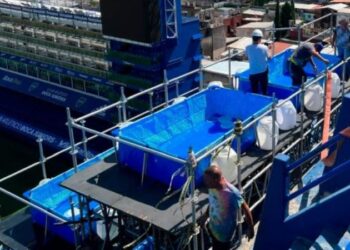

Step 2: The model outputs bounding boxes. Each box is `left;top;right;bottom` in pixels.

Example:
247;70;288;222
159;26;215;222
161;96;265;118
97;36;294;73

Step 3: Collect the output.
0;12;350;249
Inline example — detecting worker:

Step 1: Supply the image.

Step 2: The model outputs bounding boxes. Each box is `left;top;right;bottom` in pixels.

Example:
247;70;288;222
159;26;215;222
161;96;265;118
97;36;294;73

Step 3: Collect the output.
202;164;254;250
332;18;350;60
245;29;271;95
288;43;329;86
332;18;350;80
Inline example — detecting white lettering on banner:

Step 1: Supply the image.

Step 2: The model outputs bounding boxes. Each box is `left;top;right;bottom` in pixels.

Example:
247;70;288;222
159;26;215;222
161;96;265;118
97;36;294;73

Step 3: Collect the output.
2;75;21;85
0;114;56;143
41;89;67;102
0;114;95;158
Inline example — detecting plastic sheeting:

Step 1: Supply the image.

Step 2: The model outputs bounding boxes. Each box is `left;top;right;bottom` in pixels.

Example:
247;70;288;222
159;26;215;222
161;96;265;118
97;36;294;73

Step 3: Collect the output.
22;148;114;244
116;88;273;188
237;49;342;108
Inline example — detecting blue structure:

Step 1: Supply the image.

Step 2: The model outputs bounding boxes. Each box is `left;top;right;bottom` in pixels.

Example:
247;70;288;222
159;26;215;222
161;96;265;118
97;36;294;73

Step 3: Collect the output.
105;0;202;105
254;93;350;250
133;236;154;250
237;49;341;107
0;0;202;152
115;88;273;188
23;148;115;244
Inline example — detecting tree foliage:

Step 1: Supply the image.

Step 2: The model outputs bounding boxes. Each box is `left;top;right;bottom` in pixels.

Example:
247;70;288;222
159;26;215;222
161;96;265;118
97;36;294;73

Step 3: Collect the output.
281;2;293;28
253;0;271;7
290;0;296;22
274;0;281;39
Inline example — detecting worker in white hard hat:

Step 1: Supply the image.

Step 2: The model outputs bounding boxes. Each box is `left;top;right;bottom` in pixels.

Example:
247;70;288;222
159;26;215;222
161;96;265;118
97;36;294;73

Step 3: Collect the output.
245;29;271;95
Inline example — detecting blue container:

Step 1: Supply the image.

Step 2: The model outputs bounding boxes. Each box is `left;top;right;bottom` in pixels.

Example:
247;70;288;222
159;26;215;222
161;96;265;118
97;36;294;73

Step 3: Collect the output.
133;236;154;250
238;49;342;108
116;88;273;189
23;149;114;244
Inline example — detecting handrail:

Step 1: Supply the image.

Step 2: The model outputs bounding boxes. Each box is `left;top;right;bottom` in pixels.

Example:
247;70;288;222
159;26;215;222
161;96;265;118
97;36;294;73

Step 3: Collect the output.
300;13;333;29
287;158;350;201
0;187;67;223
286;134;341;172
73;50;245;123
0;15;104;40
0;10;349;230
71;122;187;164
71;56;348;167
304;28;332;43
0;29;105;59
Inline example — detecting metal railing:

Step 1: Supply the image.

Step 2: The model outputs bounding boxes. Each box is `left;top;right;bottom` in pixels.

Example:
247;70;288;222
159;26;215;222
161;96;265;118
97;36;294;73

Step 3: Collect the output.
268;12;336;57
65;55;349;250
0;29;105;59
0;11;349;249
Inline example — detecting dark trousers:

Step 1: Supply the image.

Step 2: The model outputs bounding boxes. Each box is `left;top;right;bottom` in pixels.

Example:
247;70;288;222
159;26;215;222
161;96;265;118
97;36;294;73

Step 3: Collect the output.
208;227;231;250
249;69;268;95
288;61;307;86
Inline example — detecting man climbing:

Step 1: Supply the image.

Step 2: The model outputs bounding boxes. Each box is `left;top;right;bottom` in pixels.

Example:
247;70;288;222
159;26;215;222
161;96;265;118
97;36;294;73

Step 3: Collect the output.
202;164;254;250
288;43;329;86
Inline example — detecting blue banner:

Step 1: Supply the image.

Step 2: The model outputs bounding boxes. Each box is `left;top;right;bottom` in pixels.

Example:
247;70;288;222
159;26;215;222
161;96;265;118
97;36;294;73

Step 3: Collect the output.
0;112;95;158
0;51;113;87
0;68;113;120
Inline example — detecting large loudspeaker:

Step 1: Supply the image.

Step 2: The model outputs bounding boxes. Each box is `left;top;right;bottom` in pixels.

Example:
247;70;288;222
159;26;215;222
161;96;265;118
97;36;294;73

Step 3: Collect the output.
100;0;161;44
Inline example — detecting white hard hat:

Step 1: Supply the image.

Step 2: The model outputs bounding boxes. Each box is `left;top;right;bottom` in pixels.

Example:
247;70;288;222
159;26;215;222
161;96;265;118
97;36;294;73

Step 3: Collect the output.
252;29;263;38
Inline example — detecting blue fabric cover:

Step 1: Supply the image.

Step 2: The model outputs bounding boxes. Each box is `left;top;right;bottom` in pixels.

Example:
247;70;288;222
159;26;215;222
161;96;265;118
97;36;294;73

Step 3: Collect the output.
116;88;273;188
237;49;342;108
23;149;114;244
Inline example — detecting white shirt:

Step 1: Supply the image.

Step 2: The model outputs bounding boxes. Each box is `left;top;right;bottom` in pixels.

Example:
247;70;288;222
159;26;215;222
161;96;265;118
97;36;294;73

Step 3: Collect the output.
245;43;269;75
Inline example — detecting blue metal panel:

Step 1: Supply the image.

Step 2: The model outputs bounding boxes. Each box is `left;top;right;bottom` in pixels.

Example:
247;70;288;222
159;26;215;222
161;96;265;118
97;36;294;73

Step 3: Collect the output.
254;94;350;250
0;68;112;118
117;89;273;188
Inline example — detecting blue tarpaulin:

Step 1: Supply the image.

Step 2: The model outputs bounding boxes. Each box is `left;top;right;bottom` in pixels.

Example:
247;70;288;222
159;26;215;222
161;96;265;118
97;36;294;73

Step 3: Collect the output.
115;88;273;188
237;49;342;107
23;148;115;244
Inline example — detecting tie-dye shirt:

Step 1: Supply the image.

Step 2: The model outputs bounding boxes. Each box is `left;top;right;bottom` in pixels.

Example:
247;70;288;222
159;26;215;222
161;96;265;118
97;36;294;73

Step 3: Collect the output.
208;181;244;242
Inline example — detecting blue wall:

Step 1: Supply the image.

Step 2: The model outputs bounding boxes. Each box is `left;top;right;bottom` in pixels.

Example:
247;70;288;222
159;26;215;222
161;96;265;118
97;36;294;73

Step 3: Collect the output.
254;94;350;250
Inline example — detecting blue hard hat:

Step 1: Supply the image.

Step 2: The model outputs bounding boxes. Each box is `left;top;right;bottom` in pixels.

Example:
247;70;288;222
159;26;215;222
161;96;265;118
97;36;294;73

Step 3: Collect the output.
314;43;324;53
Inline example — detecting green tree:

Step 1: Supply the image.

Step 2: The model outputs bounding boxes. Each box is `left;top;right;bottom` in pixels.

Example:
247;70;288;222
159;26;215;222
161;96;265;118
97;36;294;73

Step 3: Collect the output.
281;2;293;29
254;0;264;6
290;0;296;23
274;0;281;40
254;0;270;7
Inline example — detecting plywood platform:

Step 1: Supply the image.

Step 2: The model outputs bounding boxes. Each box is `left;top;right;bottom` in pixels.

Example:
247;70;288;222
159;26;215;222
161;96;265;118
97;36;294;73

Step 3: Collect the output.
61;114;313;234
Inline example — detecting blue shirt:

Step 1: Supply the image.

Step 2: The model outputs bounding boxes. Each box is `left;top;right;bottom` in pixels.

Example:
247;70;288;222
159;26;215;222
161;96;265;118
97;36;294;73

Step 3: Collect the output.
245;43;269;75
334;26;350;48
208;180;244;242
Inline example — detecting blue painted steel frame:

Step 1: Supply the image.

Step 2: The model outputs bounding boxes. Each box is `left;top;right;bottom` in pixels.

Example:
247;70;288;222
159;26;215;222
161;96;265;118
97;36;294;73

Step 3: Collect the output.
254;93;350;250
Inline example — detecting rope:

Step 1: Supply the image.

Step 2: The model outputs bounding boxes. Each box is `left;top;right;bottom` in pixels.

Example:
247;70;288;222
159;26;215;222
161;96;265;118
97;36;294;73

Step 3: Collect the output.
166;166;186;194
178;176;193;226
211;133;237;161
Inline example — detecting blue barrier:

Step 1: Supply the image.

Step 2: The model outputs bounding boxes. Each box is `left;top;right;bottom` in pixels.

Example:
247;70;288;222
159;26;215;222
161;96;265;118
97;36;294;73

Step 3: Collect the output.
23;148;115;244
115;88;273;188
238;49;342;108
254;93;350;250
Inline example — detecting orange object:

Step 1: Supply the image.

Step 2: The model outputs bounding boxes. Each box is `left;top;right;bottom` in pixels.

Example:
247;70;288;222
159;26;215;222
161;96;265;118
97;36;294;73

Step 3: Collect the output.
321;71;333;160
